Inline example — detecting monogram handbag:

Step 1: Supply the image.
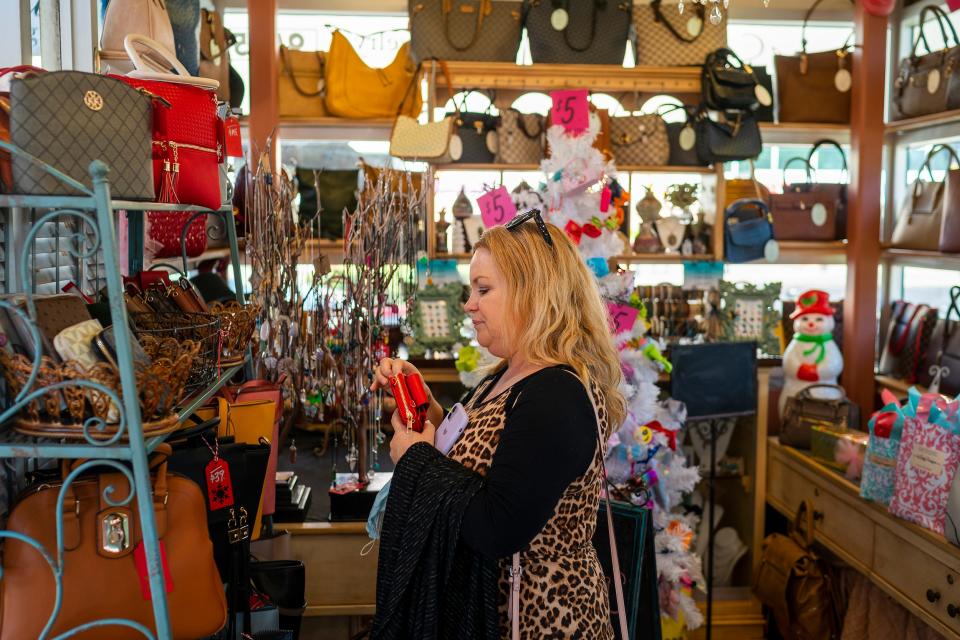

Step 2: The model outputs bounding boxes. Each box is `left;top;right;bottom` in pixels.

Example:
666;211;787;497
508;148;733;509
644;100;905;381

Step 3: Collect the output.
496;108;544;164
702;48;761;111
199;8;231;102
770;158;837;241
525;0;633;65
0;445;228;640
633;0;727;67
609;113;669;166
324;31;422;119
724;198;773;263
695;110;762;163
278;45;326;118
9;71;155;199
891;144;960;251
658;104;708;167
893;5;960;120
775;0;853;124
780;384;860;450
98;0;176;75
878;300;939;383
408;0;523;63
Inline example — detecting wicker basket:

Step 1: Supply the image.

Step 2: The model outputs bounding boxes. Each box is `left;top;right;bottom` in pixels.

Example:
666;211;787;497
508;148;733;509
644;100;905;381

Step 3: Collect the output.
130;312;221;395
209;301;260;366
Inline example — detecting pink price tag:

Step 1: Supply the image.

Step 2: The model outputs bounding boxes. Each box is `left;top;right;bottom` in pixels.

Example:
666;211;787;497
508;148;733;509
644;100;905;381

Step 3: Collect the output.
948;0;960;12
550;89;589;134
477;186;517;228
608;303;639;335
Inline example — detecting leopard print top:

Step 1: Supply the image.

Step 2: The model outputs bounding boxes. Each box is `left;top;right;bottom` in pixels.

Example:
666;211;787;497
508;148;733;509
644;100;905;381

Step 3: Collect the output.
448;369;614;639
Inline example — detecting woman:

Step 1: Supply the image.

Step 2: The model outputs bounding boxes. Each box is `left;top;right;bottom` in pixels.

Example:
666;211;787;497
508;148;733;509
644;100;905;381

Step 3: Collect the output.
372;212;626;639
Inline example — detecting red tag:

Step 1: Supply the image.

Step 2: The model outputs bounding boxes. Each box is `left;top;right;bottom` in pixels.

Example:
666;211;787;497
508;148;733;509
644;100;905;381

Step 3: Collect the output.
948;0;960;12
477;186;517;229
600;185;612;213
550;89;589;134
205;457;235;511
133;540;174;600
224;116;243;158
608;303;639;335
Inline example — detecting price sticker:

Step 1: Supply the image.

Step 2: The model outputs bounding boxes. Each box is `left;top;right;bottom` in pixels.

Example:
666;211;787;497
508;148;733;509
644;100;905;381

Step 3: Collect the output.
550;89;589;135
608;302;640;335
224;116;244;158
477;186;517;228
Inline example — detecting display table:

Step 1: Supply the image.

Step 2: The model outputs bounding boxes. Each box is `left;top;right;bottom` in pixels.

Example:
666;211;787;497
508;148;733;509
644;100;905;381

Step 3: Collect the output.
766;437;960;639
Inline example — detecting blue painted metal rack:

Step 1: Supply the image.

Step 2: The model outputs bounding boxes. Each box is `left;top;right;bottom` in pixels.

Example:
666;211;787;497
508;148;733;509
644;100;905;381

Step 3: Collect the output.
0;141;247;639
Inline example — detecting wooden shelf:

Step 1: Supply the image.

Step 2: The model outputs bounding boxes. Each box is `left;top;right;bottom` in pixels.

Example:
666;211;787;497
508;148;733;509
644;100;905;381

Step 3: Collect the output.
272;117;394;141
885;108;960;135
882;247;960;270
875;374;927;395
433;162;716;174
440;61;701;94
759;122;850;145
774;240;848;264
434;251;715;263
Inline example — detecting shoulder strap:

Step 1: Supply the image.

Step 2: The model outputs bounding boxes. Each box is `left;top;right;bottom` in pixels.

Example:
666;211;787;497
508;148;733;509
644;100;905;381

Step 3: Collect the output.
510;369;629;640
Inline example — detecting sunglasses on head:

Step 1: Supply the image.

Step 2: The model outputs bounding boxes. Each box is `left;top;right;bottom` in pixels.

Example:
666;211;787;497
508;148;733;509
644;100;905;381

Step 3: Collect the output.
504;208;553;247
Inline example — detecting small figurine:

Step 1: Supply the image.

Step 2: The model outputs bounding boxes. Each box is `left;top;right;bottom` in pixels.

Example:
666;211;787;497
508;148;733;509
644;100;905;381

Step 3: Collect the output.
436;207;450;254
635;186;662;223
779;289;844;417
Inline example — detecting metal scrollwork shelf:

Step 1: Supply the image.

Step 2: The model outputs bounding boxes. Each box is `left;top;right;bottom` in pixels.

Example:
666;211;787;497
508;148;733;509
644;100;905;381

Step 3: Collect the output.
0;140;247;640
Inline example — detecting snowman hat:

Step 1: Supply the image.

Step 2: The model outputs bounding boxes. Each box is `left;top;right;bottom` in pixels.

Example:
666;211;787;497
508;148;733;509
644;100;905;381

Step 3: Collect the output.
790;289;834;319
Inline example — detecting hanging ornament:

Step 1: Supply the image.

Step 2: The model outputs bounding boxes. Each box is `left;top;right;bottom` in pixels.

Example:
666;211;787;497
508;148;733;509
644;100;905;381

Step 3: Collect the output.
709;3;723;25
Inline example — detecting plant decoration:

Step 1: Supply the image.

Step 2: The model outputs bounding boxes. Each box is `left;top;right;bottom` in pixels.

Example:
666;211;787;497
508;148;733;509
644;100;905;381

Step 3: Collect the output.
664;183;699;211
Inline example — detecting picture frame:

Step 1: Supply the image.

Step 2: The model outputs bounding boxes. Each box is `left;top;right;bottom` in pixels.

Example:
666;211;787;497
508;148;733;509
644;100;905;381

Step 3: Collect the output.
718;281;782;356
406;282;467;357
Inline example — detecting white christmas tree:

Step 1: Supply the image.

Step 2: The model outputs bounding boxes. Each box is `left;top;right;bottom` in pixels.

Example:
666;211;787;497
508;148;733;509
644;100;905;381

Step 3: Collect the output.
541;114;705;630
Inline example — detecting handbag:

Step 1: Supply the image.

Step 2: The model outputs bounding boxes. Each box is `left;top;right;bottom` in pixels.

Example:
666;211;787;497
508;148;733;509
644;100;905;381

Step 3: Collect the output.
0;445;228;640
98;0;176;75
919;286;960;395
941;165;960;252
448;93;499;164
278;45;327;119
8;70;154;200
878;300;939;383
658;104;709;167
891;143;960;251
297;168;358;240
324;30;422;119
787;139;849;239
780;384;860;450
609;113;669;166
754;500;837;640
769;158;837;241
753;65;775;122
524;0;633;65
496;108;545;164
723;198;773;263
723;158;770;208
893;5;960;120
199;8;231;102
390;114;455;161
774;0;853;124
702;48;761;111
633;0;727;67
695;110;762;163
408;0;523;63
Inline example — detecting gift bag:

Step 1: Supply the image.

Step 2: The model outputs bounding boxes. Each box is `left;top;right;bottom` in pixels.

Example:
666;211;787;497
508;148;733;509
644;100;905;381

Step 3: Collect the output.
888;388;960;534
860;390;904;507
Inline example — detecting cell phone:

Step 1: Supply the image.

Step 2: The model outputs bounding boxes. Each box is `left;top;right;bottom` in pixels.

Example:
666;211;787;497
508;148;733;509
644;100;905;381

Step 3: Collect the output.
436;403;468;455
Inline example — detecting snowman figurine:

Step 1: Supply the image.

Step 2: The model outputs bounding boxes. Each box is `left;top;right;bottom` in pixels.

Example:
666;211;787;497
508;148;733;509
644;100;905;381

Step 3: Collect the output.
779;289;844;417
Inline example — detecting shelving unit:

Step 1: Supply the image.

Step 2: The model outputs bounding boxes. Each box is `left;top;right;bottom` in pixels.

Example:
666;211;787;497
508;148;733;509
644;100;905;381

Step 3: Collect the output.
885;109;960;136
433;162;716;174
881;247;960;270
775;240;849;264
759;122;851;145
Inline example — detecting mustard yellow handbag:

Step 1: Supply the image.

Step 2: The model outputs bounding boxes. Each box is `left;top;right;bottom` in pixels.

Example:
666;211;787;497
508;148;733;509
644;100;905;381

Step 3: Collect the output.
323;30;422;119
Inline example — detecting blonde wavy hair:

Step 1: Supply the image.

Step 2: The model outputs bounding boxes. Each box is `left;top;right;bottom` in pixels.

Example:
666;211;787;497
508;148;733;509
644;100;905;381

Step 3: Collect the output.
474;220;626;428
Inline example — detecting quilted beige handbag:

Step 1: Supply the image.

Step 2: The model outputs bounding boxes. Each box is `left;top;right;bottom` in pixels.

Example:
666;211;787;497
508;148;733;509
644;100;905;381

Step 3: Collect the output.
610;114;669;166
634;0;727;67
390;115;456;161
496;109;544;164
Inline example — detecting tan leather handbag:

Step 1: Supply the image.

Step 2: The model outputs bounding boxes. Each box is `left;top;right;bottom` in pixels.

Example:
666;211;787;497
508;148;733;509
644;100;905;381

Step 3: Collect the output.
199;8;230;102
941;168;960;252
278;45;327;118
0;445;227;640
98;0;176;74
892;144;960;251
324;31;422;119
724;159;770;209
774;0;853;124
754;499;837;640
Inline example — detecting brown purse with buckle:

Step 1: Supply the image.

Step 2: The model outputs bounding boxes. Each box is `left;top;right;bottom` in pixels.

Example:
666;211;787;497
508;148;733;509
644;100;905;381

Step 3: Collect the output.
780;384;860;450
754;499;838;640
0;444;227;640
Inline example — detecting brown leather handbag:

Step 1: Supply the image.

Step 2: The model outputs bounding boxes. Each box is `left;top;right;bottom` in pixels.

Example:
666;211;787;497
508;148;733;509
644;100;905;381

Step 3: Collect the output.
919;286;960;395
754;499;838;640
893;5;960;120
724;159;770;209
774;0;853;124
0;444;227;640
892;144;960;251
941;165;960;252
780;384;860;450
770;158;837;241
789;140;850;239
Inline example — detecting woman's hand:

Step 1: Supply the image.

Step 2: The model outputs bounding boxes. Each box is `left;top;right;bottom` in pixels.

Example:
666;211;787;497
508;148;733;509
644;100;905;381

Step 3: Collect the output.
389;409;436;464
370;357;426;395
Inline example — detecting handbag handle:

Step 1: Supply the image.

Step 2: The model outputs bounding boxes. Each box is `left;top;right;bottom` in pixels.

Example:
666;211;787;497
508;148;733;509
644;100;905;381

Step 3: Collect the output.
280;45;324;98
443;0;491;53
510;109;545;140
912;5;960;58
796;383;847;400
651;0;708;44
791;499;816;548
709;47;760;85
552;0;604;53
807;139;849;180
912;143;960;212
800;0;854;53
887;302;930;357
782;157;814;191
124;33;220;89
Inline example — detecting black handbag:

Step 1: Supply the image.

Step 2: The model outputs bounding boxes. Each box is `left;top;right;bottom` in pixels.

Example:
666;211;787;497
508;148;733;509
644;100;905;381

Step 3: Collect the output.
524;0;633;65
448;94;499;164
702;48;761;111
724;198;773;263
753;65;775;122
919;286;960;395
695;110;762;163
659;104;709;167
250;559;307;639
296;168;358;240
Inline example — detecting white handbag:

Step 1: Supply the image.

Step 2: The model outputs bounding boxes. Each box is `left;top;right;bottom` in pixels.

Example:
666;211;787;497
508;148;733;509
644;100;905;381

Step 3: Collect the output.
98;0;176;75
389;115;460;162
123;34;220;90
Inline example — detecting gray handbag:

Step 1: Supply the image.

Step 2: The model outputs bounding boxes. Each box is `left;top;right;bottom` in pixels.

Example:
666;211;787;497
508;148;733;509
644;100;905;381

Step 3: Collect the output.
409;0;523;63
525;0;633;65
633;0;727;67
496;109;544;164
609;114;669;166
10;71;154;199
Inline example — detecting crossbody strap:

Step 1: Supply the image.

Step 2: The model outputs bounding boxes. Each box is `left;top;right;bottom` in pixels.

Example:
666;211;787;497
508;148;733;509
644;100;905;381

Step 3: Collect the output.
509;369;629;640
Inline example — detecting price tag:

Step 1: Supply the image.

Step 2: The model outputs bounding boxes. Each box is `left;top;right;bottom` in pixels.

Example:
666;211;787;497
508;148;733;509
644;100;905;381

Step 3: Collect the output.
550;89;589;135
608;303;640;335
133;540;174;600
205;457;235;511
477;186;517;228
224;116;243;158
